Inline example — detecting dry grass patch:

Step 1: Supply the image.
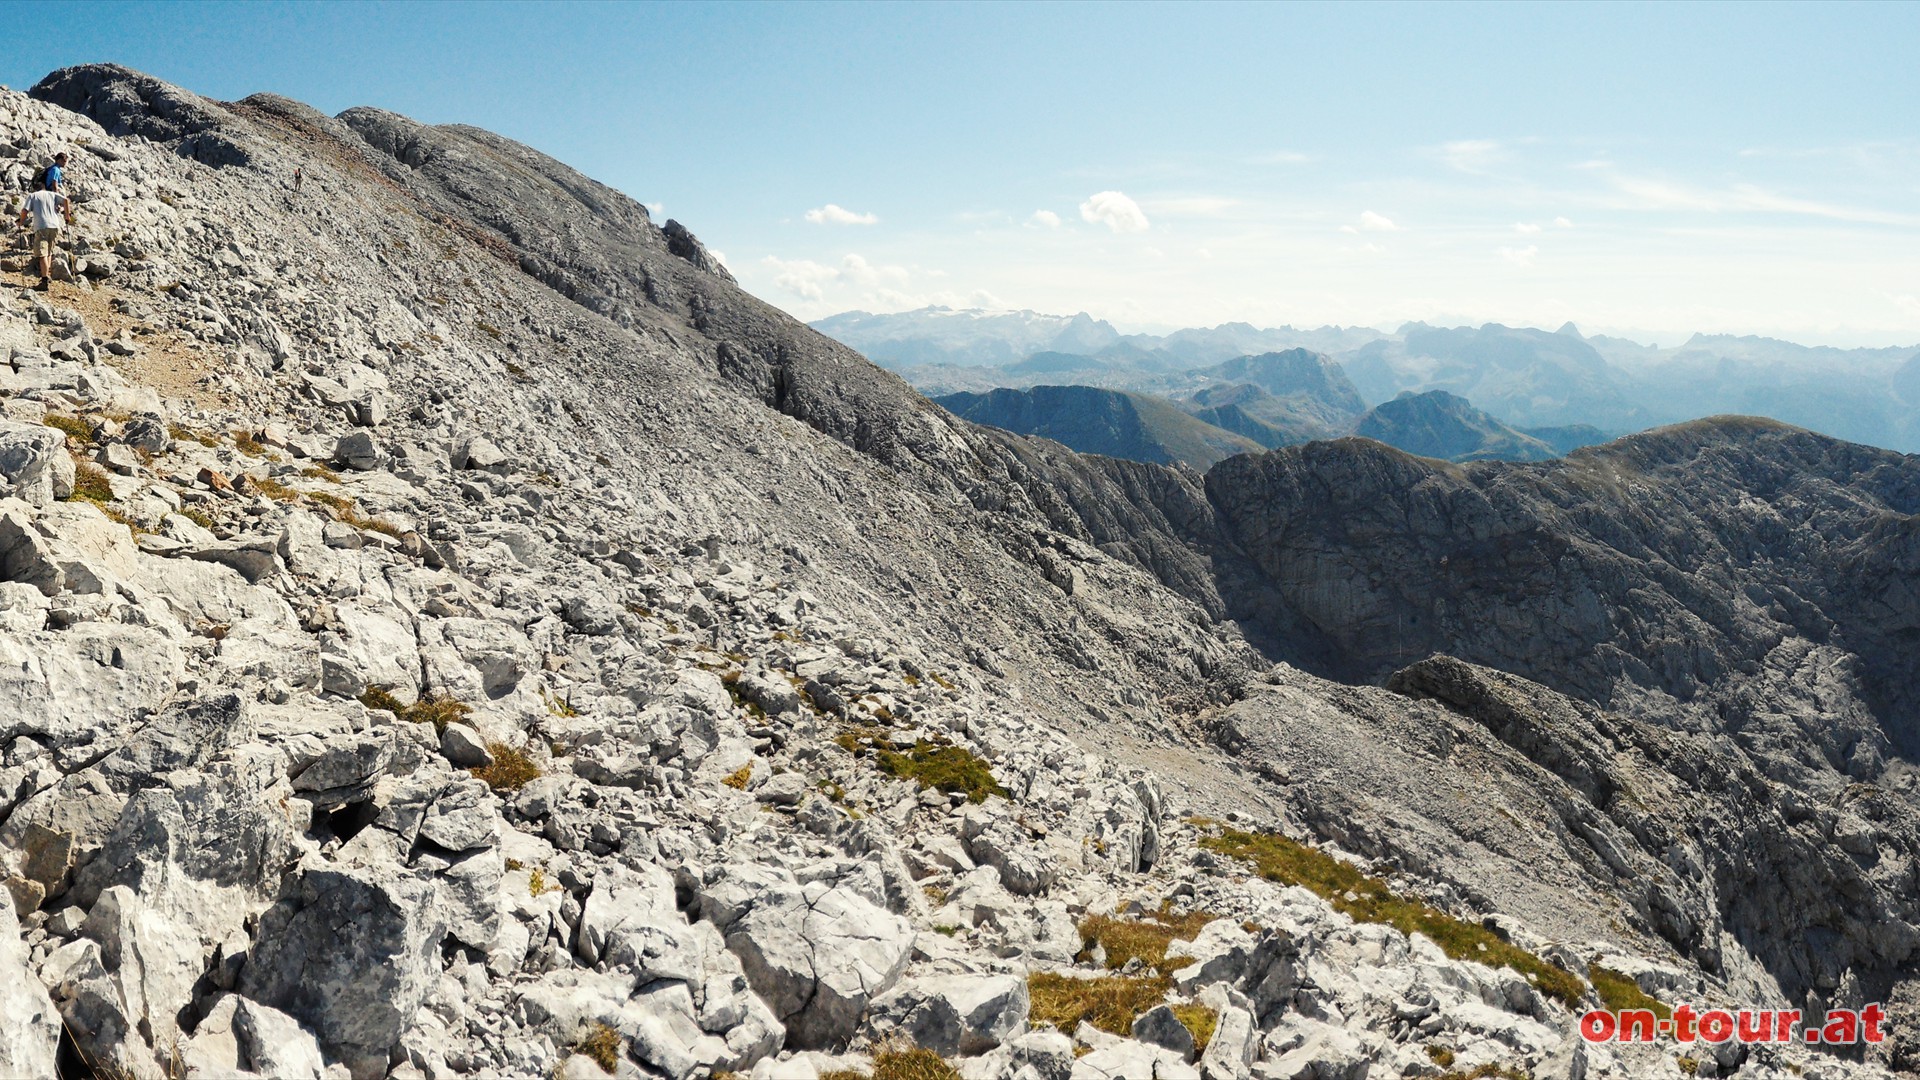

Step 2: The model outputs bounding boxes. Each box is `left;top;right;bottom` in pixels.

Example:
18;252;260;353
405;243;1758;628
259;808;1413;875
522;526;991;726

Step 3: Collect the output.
169;422;221;448
230;429;268;456
1028;971;1171;1037
358;687;472;733
722;765;753;790
473;743;541;791
307;489;408;538
573;1022;621;1074
242;473;299;502
1201;828;1585;1007
1077;904;1217;974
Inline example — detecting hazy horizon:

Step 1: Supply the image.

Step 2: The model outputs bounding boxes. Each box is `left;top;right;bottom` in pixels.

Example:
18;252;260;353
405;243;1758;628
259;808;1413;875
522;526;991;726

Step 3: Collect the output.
7;2;1919;349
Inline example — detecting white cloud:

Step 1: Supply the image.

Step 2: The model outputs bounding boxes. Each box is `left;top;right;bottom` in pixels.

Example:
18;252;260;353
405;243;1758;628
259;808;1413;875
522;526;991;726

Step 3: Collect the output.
1359;211;1399;232
1028;209;1062;229
760;253;912;302
838;253;910;288
1553;216;1575;228
761;256;838;300
1514;222;1542;234
1499;245;1539;267
645;202;664;217
708;249;730;270
1079;191;1150;233
804;203;879;226
1441;139;1503;174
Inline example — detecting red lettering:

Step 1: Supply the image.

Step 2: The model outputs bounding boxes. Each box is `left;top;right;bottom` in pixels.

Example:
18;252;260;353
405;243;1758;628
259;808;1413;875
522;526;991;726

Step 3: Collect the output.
1619;1009;1658;1042
1699;1010;1734;1043
1864;1003;1887;1044
1738;1010;1771;1043
1824;1010;1860;1045
1580;1010;1617;1042
1673;1004;1698;1043
1775;1009;1802;1042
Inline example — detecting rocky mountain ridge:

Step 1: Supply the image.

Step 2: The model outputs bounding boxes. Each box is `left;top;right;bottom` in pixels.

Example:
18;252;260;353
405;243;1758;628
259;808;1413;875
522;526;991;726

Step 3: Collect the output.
0;62;1911;1080
821;309;1920;455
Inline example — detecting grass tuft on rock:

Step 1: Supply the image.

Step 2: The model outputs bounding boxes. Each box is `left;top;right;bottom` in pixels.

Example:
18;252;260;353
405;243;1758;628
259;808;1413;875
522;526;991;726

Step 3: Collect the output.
1171;1003;1217;1055
44;414;94;445
1200;828;1585;1007
69;463;115;504
573;1022;621;1074
836;728;1006;804
722;765;753;790
472;743;541;791
1027;971;1171;1037
358;687;472;733
1589;964;1670;1020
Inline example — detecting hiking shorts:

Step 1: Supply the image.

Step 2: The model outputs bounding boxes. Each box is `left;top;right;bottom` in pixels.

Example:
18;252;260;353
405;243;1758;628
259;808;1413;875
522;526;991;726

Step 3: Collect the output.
30;228;58;261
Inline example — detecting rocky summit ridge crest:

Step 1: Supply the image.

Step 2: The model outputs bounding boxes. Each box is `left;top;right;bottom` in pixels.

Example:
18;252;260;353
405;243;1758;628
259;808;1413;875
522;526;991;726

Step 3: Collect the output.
0;63;1913;1080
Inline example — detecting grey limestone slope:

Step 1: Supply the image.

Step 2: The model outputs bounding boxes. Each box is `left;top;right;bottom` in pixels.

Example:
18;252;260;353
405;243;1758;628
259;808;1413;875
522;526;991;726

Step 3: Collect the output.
0;61;1910;1080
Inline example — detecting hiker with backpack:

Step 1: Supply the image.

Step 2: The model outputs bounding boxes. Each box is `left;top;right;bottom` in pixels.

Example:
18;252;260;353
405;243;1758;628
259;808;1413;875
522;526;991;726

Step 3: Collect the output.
17;176;71;290
43;152;67;194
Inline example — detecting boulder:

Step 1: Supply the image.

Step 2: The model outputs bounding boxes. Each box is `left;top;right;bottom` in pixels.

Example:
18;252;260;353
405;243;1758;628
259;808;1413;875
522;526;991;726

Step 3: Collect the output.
333;430;382;471
0;508;66;595
573;862;703;983
440;722;494;767
1198;1005;1257;1080
866;972;1029;1056
702;868;913;1048
1131;1003;1195;1060
242;856;449;1079
962;805;1058;896
0;420;75;505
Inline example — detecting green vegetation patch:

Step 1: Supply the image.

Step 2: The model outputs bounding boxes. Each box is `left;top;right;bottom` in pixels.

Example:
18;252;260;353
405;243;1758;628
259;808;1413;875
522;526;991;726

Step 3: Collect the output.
1200;828;1585;1006
1171;1003;1217;1055
69;463;114;504
44;414;94;445
837;727;1005;803
1027;971;1171;1037
1589;964;1670;1020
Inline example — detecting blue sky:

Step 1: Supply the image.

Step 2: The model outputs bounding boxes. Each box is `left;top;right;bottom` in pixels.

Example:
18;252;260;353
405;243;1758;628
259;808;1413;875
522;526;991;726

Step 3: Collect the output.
8;1;1919;345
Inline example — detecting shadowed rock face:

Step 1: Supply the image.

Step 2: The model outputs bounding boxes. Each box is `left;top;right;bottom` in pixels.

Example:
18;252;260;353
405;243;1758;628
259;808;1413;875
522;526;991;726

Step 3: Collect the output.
1206;420;1920;759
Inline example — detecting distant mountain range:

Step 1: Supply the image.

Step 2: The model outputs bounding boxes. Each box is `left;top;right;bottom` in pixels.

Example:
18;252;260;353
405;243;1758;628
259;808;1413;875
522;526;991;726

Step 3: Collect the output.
814;306;1920;455
935;381;1598;470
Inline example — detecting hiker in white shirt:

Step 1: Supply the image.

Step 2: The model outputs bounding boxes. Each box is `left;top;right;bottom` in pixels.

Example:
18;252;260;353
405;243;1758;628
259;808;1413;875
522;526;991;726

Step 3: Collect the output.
16;179;70;289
